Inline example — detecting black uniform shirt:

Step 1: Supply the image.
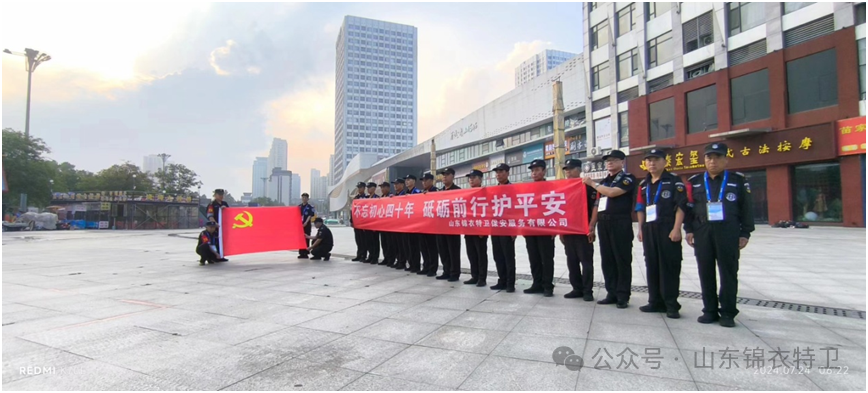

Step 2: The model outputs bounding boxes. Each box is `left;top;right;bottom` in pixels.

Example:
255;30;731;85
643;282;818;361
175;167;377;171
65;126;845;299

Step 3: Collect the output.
583;184;598;224
425;186;438;193
635;171;688;223
299;203;317;225
315;225;334;248
440;184;461;191
206;200;230;222
596;171;636;216
198;230;217;248
407;187;422;194
683;171;755;238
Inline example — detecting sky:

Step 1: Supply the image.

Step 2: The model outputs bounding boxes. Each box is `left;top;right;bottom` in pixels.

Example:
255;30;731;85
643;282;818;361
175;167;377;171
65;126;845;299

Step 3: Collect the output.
1;2;582;198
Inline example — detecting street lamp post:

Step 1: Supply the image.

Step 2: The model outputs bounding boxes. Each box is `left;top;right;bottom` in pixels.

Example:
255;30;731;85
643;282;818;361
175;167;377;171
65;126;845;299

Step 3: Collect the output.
3;48;51;140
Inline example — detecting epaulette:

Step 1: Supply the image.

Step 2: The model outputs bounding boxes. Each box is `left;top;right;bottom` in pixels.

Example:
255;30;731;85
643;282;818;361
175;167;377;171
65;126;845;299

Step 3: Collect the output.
623;171;633;176
639;178;647;186
734;171;745;177
688;174;701;181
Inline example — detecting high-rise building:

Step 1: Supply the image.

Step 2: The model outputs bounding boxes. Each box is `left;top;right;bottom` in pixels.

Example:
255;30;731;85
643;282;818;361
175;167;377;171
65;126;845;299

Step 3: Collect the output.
266;138;288;201
268;169;292;206
515;49;579;86
290;173;302;205
142;155;164;174
328;154;335;186
332;15;418;183
310;168;328;199
252;157;268;198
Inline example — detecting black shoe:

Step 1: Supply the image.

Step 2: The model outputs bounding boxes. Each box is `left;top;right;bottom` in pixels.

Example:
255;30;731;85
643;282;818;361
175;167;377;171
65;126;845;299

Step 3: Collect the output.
564;291;582;299
476;281;487;287
323;255;331;261
583;294;595;302
378;260;389;265
394;264;407;270
409;268;420;273
368;260;378;264
416;271;428;275
310;257;322;261
427;273;437;277
199;261;206;266
464;278;478;285
490;283;506;290
697;313;720;324
505;287;515;293
667;311;681;319
298;255;309;259
447;277;459;282
217;258;228;262
719;316;735;328
543;288;554;297
597;298;617;305
198;258;206;264
523;286;543;294
616;302;629;309
351;257;362;261
436;275;449;280
639;304;667;313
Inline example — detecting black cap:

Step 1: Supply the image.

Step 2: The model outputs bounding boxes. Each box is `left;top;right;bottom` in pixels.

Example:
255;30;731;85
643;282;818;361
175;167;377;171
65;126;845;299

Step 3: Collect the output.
421;172;435;180
438;167;456;175
602;150;626;161
493;163;510;172
528;159;546;170
314;217;324;224
205;221;217;227
379;181;391;187
356;182;366;188
213;189;225;195
366;182;377;188
644;149;667;160
393;178;405;184
466;169;484;178
301;192;309;197
704;142;728;156
404;174;417;181
563;158;582;170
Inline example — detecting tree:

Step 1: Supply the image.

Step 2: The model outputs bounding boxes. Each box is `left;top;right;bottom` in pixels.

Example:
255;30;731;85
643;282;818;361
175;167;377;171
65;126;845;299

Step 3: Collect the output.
91;162;155;192
49;161;95;193
2;128;54;208
251;197;283;206
154;163;202;195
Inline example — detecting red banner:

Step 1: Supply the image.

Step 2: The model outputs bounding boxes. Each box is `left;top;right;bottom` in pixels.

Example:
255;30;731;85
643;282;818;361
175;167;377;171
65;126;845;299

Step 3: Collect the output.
352;179;589;235
836;116;866;156
220;207;307;257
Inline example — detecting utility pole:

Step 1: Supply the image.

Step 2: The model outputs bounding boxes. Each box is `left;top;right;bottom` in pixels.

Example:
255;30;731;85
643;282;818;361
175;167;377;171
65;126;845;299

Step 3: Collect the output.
552;80;566;180
430;139;438;183
3;48;51;140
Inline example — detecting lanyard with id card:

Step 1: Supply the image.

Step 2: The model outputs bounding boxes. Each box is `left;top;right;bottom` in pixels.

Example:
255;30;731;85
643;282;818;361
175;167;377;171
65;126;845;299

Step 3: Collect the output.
704;171;728;221
645;181;663;222
597;172;622;212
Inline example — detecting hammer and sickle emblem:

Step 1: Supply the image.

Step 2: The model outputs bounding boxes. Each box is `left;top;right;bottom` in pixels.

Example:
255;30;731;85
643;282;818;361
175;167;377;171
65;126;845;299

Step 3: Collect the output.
233;211;253;229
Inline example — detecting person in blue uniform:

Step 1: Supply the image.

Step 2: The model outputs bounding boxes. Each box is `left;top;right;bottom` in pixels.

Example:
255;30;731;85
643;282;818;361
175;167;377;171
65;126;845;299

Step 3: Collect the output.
684;143;755;328
298;193;317;259
364;182;381;264
523;160;556;297
391;178;409;270
418;171;441;277
583;150;636;309
635;149;688;319
351;182;368;262
196;221;220;265
400;174;423;273
560;159;598;301
378;181;396;266
436;168;462;282
205;189;230;262
463;169;489;287
308;218;334;261
490;163;516;292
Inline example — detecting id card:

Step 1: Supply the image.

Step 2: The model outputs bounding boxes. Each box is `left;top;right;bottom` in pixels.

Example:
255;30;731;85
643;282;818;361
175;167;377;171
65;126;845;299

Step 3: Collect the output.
707;202;724;221
597;196;608;212
646;204;657;222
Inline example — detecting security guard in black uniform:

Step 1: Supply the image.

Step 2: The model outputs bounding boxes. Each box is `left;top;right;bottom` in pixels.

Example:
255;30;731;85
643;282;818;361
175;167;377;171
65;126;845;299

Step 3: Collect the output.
364;182;381;264
391;178;409;270
401;174;423;273
635;149;688;319
436;168;462;282
378;182;395;266
560;159;598;301
583;150;636;309
298;193;317;259
205;189;230;262
419;172;441;277
524;159;557;297
490;163;516;292
196;221;220;265
684;143;754;328
463;169;489;287
351;182;368;262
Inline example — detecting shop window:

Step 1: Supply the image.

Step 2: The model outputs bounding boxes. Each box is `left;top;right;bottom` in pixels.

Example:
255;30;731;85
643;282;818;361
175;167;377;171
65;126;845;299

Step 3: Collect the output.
687;85;718;133
793;163;842;222
731;69;770;125
649;98;675;141
786;49;838;114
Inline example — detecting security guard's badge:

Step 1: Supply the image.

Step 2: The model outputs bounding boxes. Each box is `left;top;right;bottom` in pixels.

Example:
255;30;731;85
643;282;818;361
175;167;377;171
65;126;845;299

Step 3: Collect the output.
597;196;608;212
726;192;737;202
622;179;630;186
646;204;657;222
707;202;724;221
662;190;671;199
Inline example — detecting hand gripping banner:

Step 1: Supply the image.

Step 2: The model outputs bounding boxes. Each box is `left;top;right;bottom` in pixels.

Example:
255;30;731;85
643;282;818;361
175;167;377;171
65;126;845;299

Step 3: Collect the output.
219;206;308;256
352;179;589;236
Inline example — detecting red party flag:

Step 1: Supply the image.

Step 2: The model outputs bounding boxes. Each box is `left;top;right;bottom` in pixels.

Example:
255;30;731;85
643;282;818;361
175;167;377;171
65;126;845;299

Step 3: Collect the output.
220;207;307;257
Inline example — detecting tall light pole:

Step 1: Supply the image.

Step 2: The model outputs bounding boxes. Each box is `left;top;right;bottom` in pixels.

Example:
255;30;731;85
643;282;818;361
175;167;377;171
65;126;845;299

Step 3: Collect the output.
3;48;51;139
156;153;171;171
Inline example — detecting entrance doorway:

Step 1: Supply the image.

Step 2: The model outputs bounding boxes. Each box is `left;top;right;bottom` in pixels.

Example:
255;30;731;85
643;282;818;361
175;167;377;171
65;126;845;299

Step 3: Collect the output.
743;170;768;224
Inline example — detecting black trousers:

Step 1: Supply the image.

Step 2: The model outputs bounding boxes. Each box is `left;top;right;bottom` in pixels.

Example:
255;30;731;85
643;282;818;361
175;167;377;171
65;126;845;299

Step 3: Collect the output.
403;233;421;271
693;222;741;318
491;235;516;287
564;234;594;295
420;234;439;275
437;235;462;278
394;233;407;267
381;232;395;264
366;230;380;262
354;227;366;259
196;244;219;262
598;217;634;302
311;244;333;259
526;235;555;291
299;224;312;257
641;221;682;311
464;235;489;281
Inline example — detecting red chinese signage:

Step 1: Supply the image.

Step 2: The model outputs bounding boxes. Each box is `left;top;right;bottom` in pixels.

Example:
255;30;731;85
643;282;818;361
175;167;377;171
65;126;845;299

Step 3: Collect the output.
352;179;589;236
836;116;866;156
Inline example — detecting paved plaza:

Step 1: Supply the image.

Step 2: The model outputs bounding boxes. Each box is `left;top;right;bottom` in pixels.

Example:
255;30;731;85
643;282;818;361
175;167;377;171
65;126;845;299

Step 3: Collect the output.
2;226;865;390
